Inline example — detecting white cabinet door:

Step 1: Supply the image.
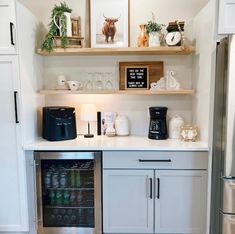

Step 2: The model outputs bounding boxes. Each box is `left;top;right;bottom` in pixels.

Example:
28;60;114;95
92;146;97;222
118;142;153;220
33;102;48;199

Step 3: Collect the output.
0;0;17;54
155;170;207;234
103;170;154;233
218;0;235;34
0;56;28;232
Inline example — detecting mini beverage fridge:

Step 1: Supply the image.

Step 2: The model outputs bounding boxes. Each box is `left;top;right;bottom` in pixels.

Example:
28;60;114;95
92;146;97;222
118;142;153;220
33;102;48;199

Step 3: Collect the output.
34;151;102;234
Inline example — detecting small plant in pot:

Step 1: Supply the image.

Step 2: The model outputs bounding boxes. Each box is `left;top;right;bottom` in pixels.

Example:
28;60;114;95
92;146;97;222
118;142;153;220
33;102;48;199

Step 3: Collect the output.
41;2;72;52
146;13;164;47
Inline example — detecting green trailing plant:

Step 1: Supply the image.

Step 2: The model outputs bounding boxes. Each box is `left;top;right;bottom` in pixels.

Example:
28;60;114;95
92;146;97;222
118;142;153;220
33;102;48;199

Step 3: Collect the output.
146;13;164;34
41;2;72;52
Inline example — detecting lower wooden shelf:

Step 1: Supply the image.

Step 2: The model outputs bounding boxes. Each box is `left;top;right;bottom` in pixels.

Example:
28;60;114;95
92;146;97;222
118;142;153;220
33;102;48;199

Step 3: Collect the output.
39;89;195;95
36;46;195;56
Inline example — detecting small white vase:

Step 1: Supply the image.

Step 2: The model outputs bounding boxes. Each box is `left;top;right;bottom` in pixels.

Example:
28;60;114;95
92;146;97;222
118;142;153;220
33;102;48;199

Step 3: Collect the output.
64;12;72;37
148;31;160;47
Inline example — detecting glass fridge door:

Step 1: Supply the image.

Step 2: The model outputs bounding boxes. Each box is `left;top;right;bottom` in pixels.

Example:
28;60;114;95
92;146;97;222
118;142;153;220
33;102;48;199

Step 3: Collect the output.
34;152;102;234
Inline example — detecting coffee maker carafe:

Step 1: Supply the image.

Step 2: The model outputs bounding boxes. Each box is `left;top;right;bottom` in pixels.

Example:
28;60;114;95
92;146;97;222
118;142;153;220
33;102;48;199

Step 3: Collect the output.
148;107;168;140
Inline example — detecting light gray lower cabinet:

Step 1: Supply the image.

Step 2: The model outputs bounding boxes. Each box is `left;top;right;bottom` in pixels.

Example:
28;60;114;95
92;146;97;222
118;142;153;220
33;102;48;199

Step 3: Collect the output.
102;151;208;234
103;170;154;233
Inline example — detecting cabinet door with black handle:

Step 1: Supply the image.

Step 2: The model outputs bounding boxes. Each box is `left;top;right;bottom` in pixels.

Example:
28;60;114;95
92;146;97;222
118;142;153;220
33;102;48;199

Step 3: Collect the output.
0;0;17;54
0;56;27;232
103;170;154;233
154;170;207;234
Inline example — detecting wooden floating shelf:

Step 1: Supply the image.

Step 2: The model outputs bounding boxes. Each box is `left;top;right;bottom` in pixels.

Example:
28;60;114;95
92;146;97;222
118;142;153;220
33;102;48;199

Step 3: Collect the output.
39;89;195;95
36;46;195;56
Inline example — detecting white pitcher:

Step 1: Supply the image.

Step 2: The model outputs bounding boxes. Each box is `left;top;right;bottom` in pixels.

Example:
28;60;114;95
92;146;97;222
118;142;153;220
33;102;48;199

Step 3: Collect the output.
53;12;72;37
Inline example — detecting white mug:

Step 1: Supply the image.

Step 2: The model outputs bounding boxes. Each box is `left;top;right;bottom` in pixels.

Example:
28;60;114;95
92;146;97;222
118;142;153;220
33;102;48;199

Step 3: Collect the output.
57;75;67;86
67;81;79;91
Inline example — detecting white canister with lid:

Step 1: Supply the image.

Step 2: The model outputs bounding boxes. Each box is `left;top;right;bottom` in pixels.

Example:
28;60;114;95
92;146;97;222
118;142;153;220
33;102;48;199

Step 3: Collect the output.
169;115;184;139
115;115;130;136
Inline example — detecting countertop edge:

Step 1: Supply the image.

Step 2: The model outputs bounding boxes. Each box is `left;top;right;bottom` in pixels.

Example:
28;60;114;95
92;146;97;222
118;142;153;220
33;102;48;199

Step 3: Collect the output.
23;136;209;152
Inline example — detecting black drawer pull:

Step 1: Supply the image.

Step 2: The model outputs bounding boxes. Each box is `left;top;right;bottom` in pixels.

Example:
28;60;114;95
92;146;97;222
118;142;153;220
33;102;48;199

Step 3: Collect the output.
157;178;160;199
10;22;15;45
149;178;153;199
139;159;171;163
14;91;19;123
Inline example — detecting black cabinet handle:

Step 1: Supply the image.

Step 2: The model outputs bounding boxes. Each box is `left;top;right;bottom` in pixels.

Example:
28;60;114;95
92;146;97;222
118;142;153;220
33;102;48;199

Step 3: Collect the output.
139;159;171;163
157;178;160;199
149;178;153;199
14;91;19;123
10;22;15;45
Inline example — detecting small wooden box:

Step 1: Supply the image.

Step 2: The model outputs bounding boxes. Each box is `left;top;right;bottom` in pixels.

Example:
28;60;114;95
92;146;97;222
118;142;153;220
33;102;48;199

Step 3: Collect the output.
54;36;84;48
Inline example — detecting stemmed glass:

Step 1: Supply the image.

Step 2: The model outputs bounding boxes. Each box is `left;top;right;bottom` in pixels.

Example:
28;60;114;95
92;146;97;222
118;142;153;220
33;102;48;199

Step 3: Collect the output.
104;72;113;90
84;72;94;90
94;72;104;90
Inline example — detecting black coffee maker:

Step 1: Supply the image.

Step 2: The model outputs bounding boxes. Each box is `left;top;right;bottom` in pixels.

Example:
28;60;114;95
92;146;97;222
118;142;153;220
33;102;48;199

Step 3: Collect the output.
148;107;168;140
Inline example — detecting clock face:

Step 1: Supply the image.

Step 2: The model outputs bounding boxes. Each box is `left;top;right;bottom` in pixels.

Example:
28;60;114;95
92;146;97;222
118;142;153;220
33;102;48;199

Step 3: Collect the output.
165;31;182;46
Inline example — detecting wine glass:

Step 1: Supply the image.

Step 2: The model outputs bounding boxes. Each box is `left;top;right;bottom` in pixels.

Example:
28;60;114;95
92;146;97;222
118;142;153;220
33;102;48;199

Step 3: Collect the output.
84;72;94;90
94;72;103;90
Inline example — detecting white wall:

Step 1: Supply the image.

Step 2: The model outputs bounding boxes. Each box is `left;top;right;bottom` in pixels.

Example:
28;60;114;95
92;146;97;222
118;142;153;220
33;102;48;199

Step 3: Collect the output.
191;1;216;143
18;0;209;47
17;0;212;139
43;54;193;135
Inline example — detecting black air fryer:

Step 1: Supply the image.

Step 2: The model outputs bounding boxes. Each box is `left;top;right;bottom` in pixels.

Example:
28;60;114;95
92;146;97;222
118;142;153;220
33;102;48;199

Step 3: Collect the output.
148;107;168;140
42;107;77;141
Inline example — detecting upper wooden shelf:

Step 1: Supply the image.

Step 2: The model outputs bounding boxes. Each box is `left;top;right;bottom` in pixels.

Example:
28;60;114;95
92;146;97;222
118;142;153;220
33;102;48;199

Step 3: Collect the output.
36;46;195;56
39;89;195;95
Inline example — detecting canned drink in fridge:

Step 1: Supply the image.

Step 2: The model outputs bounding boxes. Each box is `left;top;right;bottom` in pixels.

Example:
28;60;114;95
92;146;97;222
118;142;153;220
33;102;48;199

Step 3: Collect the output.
76;190;83;206
70;170;76;187
52;172;59;188
60;172;68;188
44;170;52;188
63;190;70;206
70;191;77;206
49;190;56;205
56;191;63;206
75;170;81;187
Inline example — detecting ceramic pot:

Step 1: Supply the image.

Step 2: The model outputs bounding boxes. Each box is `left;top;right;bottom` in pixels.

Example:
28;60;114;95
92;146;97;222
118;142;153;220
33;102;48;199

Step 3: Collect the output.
148;31;160;47
137;24;148;47
115;115;129;136
169;115;184;139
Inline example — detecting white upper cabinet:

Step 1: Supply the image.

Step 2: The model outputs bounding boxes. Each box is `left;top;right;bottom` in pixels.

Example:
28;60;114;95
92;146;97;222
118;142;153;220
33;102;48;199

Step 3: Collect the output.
0;0;17;54
218;0;235;34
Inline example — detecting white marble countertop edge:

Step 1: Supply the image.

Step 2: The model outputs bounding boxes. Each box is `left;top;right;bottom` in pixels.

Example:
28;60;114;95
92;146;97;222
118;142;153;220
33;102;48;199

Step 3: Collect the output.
23;136;209;152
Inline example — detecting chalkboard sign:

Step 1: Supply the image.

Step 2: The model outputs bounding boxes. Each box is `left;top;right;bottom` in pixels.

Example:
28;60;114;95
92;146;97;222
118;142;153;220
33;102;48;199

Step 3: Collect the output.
125;66;149;89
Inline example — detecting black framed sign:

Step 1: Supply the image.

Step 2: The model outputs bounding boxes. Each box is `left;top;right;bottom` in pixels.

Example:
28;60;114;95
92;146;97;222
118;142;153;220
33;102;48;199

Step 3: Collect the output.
125;66;149;89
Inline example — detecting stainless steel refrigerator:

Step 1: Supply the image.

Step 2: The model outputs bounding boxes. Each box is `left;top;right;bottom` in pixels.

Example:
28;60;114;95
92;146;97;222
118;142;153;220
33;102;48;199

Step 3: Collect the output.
210;36;235;234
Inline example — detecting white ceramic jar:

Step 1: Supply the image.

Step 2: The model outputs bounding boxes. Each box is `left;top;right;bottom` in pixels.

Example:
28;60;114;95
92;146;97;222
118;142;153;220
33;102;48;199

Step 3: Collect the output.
169;115;184;139
115;115;130;136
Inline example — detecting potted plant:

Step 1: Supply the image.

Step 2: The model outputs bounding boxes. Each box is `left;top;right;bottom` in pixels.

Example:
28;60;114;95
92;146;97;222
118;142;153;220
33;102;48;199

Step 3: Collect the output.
41;2;72;52
146;13;164;47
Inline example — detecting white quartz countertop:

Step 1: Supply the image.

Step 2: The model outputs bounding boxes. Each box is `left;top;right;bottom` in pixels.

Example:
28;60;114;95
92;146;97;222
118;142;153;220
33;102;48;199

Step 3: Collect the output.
24;136;209;151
